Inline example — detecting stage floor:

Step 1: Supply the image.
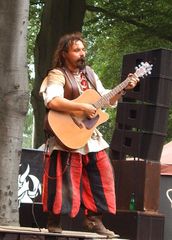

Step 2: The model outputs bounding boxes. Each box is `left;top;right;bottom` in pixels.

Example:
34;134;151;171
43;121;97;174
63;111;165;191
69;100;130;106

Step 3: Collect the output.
0;225;128;240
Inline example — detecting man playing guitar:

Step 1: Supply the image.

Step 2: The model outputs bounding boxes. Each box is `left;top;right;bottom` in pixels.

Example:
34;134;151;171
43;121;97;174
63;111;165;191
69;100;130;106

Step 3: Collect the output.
40;32;138;238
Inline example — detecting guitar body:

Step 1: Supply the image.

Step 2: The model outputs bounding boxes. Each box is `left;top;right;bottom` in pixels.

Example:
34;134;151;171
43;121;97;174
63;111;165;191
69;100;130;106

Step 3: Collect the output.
48;89;109;149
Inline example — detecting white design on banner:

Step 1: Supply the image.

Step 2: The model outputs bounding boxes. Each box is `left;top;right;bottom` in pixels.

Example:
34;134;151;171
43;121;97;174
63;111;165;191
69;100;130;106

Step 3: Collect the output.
18;164;42;206
166;189;172;208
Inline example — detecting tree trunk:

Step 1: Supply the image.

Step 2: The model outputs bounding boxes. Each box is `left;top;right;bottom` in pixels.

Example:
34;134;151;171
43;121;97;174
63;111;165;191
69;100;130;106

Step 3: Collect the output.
0;0;29;225
32;0;86;148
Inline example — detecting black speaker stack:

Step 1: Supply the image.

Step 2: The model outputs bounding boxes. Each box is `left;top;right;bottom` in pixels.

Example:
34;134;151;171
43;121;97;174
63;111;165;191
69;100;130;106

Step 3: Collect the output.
110;48;172;161
108;48;172;239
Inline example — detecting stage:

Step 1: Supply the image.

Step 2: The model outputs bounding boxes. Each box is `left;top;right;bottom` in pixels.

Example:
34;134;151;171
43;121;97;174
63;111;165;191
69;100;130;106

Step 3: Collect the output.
0;225;128;240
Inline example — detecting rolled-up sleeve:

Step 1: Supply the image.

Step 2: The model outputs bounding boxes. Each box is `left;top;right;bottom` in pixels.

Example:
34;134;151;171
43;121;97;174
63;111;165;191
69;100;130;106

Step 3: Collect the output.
40;69;65;107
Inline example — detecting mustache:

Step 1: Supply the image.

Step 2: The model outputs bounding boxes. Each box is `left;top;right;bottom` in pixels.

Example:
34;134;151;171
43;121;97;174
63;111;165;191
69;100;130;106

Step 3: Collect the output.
77;57;85;63
77;58;86;70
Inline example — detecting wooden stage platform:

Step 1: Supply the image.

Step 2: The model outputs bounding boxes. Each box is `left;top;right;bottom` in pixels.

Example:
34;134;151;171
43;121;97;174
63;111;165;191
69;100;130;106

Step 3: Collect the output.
0;226;128;240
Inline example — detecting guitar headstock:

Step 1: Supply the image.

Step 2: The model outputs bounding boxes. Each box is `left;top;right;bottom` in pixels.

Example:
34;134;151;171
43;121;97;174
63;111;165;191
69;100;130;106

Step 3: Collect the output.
135;62;153;78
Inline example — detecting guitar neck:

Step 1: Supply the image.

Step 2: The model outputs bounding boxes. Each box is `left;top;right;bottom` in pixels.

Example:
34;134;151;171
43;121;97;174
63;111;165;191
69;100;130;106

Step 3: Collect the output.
94;77;130;109
92;61;153;109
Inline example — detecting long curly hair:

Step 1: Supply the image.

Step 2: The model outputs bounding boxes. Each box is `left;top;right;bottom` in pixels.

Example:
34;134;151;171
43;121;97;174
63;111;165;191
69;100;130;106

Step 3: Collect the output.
52;32;86;68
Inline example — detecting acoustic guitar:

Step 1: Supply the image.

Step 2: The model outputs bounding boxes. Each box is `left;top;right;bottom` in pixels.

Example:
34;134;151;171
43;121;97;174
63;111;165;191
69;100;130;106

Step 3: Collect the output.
47;62;153;149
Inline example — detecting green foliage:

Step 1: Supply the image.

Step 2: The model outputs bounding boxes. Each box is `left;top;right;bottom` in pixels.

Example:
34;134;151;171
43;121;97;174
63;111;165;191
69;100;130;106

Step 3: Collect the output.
27;1;43;65
22;1;44;148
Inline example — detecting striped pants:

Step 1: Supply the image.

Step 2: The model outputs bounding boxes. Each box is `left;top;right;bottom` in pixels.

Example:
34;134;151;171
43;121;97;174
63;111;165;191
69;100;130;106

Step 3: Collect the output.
42;150;116;218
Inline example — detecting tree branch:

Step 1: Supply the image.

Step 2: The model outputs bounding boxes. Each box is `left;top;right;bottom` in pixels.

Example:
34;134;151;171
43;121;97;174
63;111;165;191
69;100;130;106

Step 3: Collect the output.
86;4;172;42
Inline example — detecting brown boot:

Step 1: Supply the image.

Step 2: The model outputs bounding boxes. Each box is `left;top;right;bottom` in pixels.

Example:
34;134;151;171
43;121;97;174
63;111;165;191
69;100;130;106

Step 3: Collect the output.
47;212;62;233
83;215;119;238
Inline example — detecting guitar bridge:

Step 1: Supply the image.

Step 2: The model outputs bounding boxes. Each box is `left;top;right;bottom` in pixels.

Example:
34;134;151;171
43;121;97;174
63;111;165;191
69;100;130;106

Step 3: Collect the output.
82;115;99;130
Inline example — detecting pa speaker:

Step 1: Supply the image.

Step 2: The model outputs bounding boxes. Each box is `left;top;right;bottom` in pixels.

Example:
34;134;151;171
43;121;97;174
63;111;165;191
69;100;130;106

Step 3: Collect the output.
115;102;169;134
110;129;165;161
121;48;172;106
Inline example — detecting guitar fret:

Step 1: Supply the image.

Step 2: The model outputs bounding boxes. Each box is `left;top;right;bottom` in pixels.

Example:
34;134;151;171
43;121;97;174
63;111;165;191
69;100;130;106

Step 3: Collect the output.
94;78;129;109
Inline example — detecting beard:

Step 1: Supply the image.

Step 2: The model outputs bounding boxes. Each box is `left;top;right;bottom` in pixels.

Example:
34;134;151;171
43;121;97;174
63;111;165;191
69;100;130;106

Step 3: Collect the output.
76;57;86;70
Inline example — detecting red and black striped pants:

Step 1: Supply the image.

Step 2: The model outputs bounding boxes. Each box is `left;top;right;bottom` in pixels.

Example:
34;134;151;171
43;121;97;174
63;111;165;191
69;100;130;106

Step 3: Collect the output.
42;150;116;217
